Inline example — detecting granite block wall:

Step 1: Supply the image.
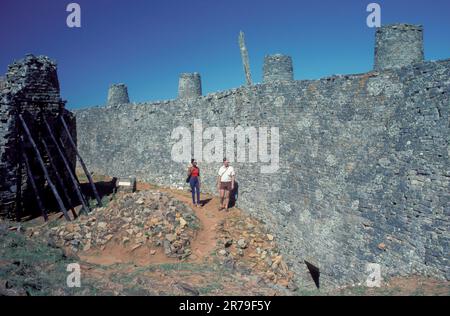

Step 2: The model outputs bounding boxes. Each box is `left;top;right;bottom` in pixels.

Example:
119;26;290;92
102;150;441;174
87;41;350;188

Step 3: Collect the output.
75;58;450;287
0;55;77;219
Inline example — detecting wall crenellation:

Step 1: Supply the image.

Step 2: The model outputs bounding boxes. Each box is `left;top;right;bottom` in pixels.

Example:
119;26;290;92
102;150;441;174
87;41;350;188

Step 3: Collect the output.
178;73;202;100
99;24;425;107
107;83;130;107
374;23;424;71
263;54;294;83
0;76;5;92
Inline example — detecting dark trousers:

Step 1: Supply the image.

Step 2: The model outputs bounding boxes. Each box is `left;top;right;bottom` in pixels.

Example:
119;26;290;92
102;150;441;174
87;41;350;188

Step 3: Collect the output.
189;176;200;204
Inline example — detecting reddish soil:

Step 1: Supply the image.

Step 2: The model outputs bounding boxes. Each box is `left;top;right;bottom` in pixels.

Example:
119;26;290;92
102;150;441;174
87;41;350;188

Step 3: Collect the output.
76;183;233;267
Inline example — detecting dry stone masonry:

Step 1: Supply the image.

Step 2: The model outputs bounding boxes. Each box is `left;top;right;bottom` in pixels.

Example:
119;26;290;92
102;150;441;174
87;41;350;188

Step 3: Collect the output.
0;77;5;91
178;73;203;99
374;24;424;70
0;55;77;220
107;83;130;107
263;54;294;83
3;24;446;288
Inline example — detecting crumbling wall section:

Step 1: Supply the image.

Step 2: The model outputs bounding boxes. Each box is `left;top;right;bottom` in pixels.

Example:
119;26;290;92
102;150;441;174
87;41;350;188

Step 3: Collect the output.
0;55;76;219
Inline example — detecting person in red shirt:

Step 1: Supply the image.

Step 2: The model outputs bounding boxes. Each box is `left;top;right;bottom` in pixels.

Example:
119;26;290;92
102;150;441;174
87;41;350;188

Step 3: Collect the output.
188;159;201;207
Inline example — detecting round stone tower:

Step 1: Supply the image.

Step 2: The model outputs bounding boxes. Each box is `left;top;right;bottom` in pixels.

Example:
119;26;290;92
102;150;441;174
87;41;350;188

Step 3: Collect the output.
178;73;202;99
263;54;294;83
107;83;130;106
0;76;5;92
374;24;424;71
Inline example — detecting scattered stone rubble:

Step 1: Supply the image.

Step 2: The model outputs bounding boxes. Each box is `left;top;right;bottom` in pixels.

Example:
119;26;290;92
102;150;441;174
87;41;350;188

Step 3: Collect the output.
215;213;296;290
24;185;297;290
29;190;200;259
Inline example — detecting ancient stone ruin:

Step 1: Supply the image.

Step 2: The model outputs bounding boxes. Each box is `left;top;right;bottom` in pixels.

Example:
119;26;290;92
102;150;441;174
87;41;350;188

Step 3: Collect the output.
74;24;449;287
107;83;130;107
0;55;97;221
374;24;425;70
263;54;294;82
178;73;203;100
0;77;5;91
1;23;448;289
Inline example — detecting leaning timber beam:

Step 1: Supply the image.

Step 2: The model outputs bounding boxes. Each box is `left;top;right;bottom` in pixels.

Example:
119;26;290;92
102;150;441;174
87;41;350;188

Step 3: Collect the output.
41;138;78;219
18;114;71;221
20;141;48;222
42;115;91;215
59;115;102;207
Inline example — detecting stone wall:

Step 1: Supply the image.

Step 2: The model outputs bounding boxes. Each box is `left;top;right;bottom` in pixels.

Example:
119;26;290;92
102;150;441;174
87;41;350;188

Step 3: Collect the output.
0;55;77;219
75;58;450;287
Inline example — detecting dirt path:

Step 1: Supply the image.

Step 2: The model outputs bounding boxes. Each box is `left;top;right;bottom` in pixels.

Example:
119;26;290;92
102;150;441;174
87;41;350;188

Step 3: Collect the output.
137;183;231;263
77;185;231;267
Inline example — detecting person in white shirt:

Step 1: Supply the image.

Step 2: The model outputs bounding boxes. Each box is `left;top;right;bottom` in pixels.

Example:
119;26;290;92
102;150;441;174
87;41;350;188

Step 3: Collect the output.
216;158;235;211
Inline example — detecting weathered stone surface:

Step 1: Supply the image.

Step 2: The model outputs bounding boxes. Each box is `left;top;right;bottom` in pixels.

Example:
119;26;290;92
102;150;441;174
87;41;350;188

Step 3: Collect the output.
263;54;294;82
75;57;450;287
0;76;5;91
374;24;424;70
0;54;76;219
178;73;202;99
107;83;129;107
31;190;200;259
74;25;449;287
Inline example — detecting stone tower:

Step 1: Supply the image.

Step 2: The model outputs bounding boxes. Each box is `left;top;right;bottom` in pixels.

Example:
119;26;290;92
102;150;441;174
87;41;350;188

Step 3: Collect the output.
107;83;130;106
178;73;202;99
374;24;424;70
0;76;5;91
0;55;76;220
263;54;294;83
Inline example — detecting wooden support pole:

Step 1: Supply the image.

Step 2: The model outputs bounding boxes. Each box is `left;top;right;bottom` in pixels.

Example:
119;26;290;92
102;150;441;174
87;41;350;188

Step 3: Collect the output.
20;142;48;221
18;114;71;222
239;31;253;86
42;116;91;215
59;115;102;207
41;138;78;219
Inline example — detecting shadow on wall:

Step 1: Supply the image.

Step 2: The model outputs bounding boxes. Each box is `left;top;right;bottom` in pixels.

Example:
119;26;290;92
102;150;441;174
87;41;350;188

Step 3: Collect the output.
229;180;239;208
305;260;320;289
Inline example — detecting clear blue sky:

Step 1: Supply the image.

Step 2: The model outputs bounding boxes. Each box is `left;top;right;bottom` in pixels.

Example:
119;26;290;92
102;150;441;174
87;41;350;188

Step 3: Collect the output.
1;0;449;109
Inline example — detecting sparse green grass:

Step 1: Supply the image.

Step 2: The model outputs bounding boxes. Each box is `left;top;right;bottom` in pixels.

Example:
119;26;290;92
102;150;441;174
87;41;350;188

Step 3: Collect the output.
107;262;208;285
292;287;321;296
198;281;224;295
145;262;215;273
0;230;99;296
